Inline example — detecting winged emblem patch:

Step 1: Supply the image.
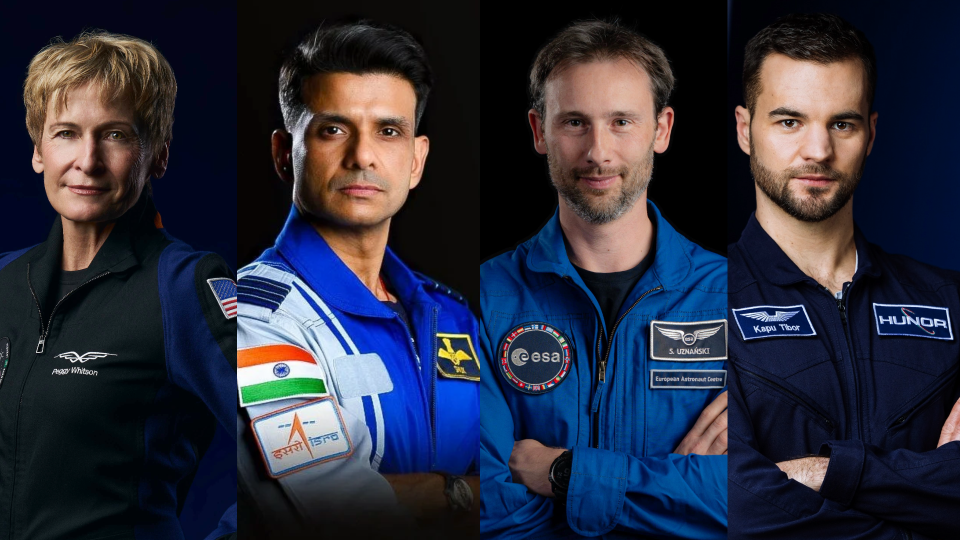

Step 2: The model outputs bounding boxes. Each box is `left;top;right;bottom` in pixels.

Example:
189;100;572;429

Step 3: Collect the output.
657;325;723;346
54;352;116;363
738;311;799;323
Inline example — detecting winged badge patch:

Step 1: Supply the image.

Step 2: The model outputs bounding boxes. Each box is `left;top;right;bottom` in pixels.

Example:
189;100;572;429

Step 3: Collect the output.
54;352;116;363
739;311;799;323
732;305;817;340
650;320;728;361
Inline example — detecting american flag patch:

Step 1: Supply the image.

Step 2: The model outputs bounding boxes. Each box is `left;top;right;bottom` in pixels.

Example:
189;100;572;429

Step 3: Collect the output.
207;278;238;319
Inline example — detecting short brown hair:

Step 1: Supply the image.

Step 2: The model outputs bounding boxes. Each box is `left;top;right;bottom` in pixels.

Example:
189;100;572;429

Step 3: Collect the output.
743;13;877;114
529;20;674;118
24;31;177;155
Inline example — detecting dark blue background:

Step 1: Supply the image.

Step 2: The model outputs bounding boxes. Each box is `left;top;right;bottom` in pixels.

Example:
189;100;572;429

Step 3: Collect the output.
728;1;960;272
0;2;237;538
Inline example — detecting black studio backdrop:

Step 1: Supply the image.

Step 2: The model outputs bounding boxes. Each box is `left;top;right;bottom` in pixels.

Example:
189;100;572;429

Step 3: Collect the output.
0;3;237;538
238;2;729;314
728;0;960;271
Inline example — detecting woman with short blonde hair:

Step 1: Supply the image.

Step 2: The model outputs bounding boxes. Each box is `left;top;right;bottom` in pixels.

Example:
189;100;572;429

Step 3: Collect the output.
0;31;237;540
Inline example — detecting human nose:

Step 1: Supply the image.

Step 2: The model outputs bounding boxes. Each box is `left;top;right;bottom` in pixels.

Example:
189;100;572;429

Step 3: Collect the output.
342;130;377;170
797;124;834;163
585;126;612;166
76;136;105;175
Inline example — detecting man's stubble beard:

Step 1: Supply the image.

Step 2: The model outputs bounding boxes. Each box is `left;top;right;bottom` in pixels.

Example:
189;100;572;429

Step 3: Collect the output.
547;140;655;225
749;136;866;223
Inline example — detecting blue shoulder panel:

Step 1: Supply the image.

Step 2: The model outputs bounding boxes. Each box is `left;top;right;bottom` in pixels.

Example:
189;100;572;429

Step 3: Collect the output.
0;245;37;273
154;237;238;539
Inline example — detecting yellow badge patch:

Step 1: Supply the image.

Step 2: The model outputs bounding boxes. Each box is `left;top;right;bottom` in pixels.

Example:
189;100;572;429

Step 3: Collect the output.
436;333;480;381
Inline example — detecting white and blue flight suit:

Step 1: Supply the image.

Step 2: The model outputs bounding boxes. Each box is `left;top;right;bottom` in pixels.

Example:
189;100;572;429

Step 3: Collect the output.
479;202;728;539
236;208;480;537
728;215;960;540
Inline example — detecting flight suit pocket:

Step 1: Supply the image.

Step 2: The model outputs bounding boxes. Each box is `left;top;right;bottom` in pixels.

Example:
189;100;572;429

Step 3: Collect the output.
882;362;959;451
737;364;838;461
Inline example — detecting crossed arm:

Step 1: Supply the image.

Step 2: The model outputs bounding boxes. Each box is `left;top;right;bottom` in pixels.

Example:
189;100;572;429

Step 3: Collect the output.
776;398;960;538
729;360;960;540
780;398;960;492
509;391;729;497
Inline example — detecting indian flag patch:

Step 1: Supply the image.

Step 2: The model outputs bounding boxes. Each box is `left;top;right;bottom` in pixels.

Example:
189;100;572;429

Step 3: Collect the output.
238;344;328;407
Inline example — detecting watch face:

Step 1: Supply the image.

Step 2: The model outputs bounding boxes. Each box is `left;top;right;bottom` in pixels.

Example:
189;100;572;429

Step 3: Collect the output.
450;477;474;511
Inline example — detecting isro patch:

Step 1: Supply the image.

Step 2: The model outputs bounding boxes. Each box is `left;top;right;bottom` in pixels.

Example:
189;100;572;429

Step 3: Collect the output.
499;322;572;395
207;278;237;319
251;397;353;478
436;333;480;381
650;370;727;389
733;305;817;340
873;304;953;340
650;319;727;361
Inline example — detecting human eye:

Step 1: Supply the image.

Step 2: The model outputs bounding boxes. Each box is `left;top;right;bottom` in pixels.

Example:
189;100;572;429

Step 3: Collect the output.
566;119;584;128
613;119;630;127
54;130;76;139
778;119;799;129
105;131;127;141
832;121;853;131
321;125;345;136
381;127;401;137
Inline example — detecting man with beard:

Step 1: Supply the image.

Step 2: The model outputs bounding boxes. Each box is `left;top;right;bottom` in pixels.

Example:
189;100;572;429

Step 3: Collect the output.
236;21;479;538
728;13;960;539
479;20;728;538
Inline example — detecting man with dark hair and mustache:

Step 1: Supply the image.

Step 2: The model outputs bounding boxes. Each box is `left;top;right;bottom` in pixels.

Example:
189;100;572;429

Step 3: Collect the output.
235;21;479;538
728;13;960;539
478;20;728;538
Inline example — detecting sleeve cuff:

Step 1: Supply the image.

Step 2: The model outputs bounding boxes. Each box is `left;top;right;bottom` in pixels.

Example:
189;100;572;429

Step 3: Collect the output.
565;445;627;536
818;439;866;506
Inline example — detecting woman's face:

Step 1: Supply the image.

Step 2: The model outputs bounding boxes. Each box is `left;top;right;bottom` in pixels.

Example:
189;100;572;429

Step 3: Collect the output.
32;82;151;225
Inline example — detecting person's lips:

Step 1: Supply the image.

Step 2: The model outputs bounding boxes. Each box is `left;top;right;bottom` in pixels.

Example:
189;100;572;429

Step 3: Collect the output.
793;175;835;188
578;175;619;189
339;183;384;196
67;185;110;196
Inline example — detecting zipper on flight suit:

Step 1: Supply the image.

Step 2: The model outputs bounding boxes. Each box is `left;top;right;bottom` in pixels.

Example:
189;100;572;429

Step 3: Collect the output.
27;264;111;354
591;286;662;448
392;303;439;468
832;282;863;440
564;276;662;448
13;264;110;535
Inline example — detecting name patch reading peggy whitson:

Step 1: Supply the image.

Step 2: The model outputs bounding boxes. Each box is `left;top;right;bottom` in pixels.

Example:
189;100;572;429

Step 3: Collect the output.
873;304;953;340
650;320;727;361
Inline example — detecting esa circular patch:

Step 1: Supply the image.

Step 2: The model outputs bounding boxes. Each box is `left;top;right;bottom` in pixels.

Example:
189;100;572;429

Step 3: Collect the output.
498;322;573;394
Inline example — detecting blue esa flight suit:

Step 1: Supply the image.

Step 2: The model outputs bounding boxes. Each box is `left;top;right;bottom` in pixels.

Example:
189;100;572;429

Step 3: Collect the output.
727;215;960;540
479;202;728;539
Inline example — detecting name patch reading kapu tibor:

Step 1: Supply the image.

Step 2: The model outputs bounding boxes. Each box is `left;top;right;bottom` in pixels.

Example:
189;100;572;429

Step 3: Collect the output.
733;305;817;340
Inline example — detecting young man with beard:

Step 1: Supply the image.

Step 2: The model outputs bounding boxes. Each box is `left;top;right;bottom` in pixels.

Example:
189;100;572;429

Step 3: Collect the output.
729;13;960;539
479;20;728;539
236;21;479;538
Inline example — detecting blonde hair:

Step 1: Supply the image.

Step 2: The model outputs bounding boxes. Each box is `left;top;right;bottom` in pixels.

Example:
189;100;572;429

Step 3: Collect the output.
24;30;176;155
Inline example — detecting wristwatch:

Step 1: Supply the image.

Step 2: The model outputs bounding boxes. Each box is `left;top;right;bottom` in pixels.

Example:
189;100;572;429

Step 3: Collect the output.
436;471;474;513
548;449;573;503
